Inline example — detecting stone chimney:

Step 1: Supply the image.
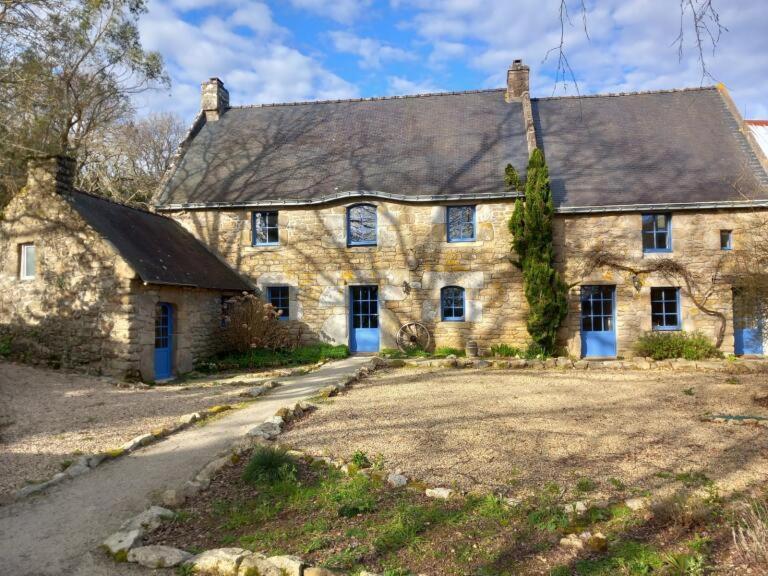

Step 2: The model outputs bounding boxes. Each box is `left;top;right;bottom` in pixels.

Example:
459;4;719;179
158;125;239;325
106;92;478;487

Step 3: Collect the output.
26;156;75;196
506;59;530;101
201;77;229;121
505;59;537;155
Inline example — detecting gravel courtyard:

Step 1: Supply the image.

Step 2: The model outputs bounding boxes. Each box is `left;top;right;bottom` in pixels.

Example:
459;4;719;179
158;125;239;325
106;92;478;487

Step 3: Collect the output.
282;366;768;499
0;361;285;501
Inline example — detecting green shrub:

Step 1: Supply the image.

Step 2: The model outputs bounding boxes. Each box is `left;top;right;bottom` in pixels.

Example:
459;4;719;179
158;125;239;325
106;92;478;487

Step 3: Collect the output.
242;446;297;485
350;450;371;469
489;343;524;357
197;343;349;372
433;346;465;358
0;335;12;357
633;331;722;361
524;342;550;359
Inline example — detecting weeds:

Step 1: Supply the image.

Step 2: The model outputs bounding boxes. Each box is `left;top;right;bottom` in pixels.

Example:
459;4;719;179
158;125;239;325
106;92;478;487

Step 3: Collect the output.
576;477;597;493
350;450;371;469
242;446;297;485
325;474;377;518
488;343;524;357
733;500;768;574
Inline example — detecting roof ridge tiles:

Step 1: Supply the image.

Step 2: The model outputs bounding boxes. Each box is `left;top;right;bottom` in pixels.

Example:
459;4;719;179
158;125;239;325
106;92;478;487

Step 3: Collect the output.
533;85;718;101
68;188;167;219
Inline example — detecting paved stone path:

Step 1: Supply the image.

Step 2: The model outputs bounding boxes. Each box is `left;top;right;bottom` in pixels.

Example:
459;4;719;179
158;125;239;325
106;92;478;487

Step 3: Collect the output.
0;356;371;576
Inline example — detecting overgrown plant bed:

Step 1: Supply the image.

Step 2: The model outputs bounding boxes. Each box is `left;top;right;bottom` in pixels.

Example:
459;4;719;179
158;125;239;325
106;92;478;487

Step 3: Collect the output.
196;344;350;373
145;446;767;575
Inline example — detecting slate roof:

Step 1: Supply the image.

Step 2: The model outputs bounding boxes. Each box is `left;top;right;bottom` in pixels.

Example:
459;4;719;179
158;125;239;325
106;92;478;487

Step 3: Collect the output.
157;89;530;207
532;87;768;211
157;85;768;212
65;190;252;291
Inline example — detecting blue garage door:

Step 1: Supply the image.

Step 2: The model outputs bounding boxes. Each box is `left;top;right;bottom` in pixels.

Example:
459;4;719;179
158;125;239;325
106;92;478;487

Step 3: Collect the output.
350;286;379;353
580;285;617;358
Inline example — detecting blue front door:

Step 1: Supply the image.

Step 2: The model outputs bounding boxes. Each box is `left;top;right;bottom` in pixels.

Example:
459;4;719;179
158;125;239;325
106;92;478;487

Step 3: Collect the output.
580;285;617;358
350;286;380;353
154;303;173;379
734;291;764;355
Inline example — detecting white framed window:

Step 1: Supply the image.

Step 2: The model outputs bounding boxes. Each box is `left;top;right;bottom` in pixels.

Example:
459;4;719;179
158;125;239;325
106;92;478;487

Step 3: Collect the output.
19;243;36;280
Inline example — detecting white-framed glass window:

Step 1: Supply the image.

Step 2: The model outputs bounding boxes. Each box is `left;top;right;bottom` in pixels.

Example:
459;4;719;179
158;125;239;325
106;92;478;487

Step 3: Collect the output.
19;243;36;280
642;213;672;253
651;287;680;330
252;211;279;245
441;286;465;321
446;205;476;242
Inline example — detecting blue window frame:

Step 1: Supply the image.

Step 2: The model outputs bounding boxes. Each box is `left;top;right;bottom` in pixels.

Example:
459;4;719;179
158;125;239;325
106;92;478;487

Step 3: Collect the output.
266;286;290;320
252;211;279;245
441;286;465;321
447;205;476;242
720;230;733;250
642;213;671;252
347;204;377;246
651;287;680;330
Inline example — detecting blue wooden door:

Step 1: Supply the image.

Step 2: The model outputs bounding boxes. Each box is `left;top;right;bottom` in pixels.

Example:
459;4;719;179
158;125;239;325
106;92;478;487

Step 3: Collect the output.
580;285;617;358
154;303;173;379
350;286;379;353
734;291;764;355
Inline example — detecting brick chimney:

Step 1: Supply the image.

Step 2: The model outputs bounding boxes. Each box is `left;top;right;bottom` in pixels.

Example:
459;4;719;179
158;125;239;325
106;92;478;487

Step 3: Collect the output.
26;156;75;196
505;59;537;155
201;77;229;121
506;59;530;101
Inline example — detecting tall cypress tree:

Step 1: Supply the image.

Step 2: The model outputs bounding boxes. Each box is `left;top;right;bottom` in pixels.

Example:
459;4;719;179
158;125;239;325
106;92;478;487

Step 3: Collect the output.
508;149;568;353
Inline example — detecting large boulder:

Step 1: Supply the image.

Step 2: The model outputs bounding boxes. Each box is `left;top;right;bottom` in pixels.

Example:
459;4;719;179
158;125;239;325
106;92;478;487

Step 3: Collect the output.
239;554;283;576
185;548;251;576
266;555;305;576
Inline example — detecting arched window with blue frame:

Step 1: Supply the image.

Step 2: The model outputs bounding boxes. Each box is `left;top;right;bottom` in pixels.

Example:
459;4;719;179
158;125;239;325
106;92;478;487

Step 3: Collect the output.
347;204;377;246
441;286;465;321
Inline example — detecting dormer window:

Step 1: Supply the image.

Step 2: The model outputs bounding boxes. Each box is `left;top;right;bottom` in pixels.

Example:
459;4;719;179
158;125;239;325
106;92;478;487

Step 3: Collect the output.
447;206;476;242
252;211;279;246
347;204;377;246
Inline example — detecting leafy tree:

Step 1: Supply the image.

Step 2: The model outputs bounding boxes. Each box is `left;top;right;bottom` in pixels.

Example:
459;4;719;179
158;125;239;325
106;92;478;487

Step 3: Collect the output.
508;149;568;353
0;0;168;206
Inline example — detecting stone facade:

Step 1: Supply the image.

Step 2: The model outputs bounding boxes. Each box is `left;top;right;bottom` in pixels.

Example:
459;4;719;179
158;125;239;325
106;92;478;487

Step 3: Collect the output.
556;209;768;357
171;199;529;352
0;160;228;380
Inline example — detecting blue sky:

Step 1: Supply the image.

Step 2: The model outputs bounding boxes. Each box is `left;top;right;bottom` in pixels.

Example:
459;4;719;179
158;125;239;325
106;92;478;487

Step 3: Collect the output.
137;0;768;121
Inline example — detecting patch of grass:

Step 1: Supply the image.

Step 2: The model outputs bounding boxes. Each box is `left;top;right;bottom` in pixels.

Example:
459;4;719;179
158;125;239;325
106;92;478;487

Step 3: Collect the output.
675;471;712;488
473;494;514;524
0;335;12;357
609;477;627;491
576;477;597;493
683;387;695;396
488;343;524;357
351;450;371;469
324;474;378;518
725;376;741;385
374;502;453;553
242;446;297;485
527;483;569;533
197;343;350;372
175;563;196;576
433;346;466;358
381;346;429;359
323;545;370;570
572;540;665;575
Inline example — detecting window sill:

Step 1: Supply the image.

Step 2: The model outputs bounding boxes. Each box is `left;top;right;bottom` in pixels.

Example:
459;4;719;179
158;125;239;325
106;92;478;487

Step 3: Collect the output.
643;249;672;255
347;243;377;248
447;239;476;244
652;327;682;332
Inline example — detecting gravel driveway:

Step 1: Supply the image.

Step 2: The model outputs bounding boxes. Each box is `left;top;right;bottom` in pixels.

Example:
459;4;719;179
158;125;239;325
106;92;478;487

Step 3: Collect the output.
0;361;285;500
282;367;768;500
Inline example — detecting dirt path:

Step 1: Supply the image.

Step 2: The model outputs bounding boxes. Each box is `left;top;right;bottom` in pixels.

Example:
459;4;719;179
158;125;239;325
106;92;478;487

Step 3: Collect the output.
0;356;371;576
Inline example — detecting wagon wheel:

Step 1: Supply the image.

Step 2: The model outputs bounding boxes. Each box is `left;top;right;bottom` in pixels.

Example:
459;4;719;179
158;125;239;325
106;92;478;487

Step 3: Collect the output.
396;322;431;353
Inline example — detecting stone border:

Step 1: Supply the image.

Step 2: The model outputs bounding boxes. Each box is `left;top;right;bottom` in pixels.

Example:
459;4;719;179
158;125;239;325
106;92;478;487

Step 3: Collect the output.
11;380;285;503
401;355;768;373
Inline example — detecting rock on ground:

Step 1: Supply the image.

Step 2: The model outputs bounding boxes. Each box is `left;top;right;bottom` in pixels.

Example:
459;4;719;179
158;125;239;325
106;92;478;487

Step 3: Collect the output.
102;529;143;557
185;547;250;576
127;545;191;568
267;555;305;576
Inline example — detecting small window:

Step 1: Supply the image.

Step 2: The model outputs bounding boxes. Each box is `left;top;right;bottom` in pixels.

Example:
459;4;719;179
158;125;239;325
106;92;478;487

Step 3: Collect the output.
252;211;279;245
267;286;290;320
651;287;680;330
447;205;476;242
441;286;465;321
720;230;733;250
642;213;672;252
19;243;36;280
347;204;377;246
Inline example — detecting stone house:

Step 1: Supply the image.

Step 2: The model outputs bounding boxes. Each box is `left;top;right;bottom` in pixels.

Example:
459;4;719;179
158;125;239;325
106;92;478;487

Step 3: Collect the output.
2;61;767;381
156;61;768;359
0;157;251;380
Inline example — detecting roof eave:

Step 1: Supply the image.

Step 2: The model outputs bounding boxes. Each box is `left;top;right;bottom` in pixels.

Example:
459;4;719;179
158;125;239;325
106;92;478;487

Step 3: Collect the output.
555;198;768;214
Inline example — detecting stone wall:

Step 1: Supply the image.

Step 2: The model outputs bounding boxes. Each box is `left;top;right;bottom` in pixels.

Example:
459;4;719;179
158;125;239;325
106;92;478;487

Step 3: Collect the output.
555;210;768;356
171;200;528;352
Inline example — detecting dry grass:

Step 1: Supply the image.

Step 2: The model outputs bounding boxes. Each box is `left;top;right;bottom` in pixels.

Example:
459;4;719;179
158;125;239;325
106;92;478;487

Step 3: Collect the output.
733;500;768;575
0;361;278;500
281;366;768;501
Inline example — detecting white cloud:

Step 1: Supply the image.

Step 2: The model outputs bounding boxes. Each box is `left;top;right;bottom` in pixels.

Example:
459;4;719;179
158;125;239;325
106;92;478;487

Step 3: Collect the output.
329;31;414;68
136;0;358;120
386;75;441;95
288;0;373;24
